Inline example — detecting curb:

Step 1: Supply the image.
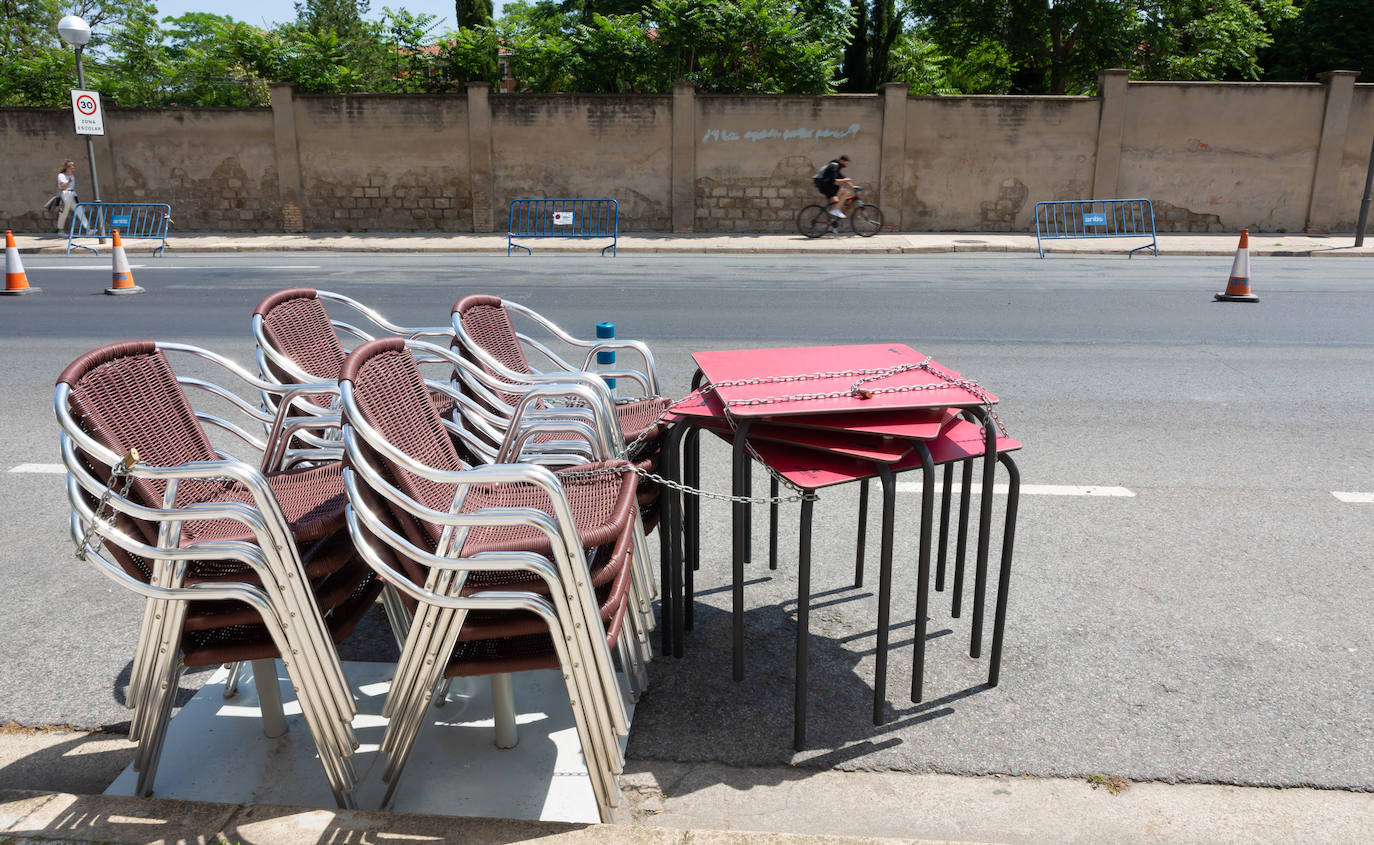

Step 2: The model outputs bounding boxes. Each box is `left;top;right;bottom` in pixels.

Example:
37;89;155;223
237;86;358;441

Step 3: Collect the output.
0;789;978;845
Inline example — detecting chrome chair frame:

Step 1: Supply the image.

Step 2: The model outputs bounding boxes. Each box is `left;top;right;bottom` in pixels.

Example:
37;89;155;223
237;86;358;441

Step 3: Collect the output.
56;342;363;806
340;364;636;818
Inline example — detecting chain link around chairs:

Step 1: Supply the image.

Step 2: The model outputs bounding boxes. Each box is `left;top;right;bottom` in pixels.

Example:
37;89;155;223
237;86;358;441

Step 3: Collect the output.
74;449;139;561
562;360;1004;507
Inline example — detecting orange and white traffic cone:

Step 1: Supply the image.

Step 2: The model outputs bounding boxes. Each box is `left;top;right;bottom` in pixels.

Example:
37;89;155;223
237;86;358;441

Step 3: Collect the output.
2;230;40;296
105;230;144;296
1215;229;1258;302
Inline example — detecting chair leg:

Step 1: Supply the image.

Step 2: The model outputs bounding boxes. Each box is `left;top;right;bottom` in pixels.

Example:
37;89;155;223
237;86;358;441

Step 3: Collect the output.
222;662;244;699
251;659;289;739
381;583;414;652
491;674;519;749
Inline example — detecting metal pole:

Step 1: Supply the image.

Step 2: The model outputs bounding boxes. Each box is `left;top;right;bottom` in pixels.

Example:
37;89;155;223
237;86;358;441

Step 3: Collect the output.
73;46;101;204
1357;133;1374;247
73;46;103;244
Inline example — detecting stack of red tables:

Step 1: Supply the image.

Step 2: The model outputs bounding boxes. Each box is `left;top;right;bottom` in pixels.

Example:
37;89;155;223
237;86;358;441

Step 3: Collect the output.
655;344;1021;750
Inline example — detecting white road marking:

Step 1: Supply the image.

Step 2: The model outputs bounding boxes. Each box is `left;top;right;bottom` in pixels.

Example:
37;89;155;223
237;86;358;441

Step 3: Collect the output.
895;482;1135;497
8;463;66;474
1332;492;1374;503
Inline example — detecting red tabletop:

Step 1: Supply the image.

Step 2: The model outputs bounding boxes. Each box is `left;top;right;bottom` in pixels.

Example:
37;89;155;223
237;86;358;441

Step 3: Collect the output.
692;344;997;418
706;415;1020;491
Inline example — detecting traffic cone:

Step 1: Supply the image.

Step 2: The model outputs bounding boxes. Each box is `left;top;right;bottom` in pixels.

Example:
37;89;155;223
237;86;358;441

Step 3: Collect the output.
105;230;144;296
1215;229;1258;302
1;230;40;296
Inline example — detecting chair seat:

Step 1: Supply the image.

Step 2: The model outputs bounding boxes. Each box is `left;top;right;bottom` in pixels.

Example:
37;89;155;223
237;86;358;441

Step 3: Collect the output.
617;396;672;445
458;460;636;556
178;462;346;547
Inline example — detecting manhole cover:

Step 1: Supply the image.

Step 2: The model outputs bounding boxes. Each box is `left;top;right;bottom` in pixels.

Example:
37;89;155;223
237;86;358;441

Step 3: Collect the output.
954;239;987;244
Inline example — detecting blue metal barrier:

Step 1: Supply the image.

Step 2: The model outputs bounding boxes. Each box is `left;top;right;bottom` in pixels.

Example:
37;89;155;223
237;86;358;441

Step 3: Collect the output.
508;198;618;256
1033;198;1157;258
67;202;171;256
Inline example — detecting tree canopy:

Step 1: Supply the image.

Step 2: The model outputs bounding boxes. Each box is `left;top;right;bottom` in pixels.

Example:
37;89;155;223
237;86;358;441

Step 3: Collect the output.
0;0;1361;106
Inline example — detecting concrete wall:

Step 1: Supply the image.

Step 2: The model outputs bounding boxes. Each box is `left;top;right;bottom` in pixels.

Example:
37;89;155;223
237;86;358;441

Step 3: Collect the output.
2;75;1370;235
491;95;672;231
904;96;1100;232
693;95;883;232
293;94;471;232
1117;82;1326;232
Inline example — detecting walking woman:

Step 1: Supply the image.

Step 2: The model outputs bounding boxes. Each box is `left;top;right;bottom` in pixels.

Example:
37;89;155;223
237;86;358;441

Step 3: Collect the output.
54;160;91;234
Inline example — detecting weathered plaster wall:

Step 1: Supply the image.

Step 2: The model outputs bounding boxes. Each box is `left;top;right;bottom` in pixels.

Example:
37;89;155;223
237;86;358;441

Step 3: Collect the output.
0;110;78;233
102;109;279;231
694;95;883;232
2;78;1369;235
903;96;1100;232
1117;82;1326;232
293;95;471;232
490;95;672;231
1333;86;1374;232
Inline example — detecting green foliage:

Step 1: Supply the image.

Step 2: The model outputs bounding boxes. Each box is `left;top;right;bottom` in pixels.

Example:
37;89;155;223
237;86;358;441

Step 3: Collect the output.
455;0;494;27
840;0;898;92
1135;0;1298;81
1261;0;1370;80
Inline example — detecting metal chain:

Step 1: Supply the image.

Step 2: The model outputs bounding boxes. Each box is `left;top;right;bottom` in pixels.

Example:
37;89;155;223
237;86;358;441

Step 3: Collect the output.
74;449;139;561
560;359;1005;507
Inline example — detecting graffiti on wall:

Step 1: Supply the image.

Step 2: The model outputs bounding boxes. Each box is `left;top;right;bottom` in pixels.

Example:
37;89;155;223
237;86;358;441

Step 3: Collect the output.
701;123;861;144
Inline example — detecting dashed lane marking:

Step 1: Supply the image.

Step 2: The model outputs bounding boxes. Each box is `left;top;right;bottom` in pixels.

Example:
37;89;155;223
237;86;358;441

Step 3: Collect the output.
1332;492;1374;503
8;464;66;474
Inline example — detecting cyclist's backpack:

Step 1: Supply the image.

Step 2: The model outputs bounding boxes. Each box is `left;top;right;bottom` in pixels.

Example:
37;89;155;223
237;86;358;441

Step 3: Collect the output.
813;162;835;188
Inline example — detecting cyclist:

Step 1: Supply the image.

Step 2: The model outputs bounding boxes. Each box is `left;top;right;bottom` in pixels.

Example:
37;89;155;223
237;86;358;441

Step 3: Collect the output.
812;155;854;219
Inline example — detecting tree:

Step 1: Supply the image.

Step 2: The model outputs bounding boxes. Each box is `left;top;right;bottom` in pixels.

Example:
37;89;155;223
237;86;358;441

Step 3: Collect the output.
1261;0;1371;80
292;0;371;39
1135;0;1298;81
456;0;494;28
839;0;899;92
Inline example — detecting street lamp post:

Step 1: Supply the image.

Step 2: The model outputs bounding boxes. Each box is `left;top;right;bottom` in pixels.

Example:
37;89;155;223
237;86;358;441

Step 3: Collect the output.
57;15;102;210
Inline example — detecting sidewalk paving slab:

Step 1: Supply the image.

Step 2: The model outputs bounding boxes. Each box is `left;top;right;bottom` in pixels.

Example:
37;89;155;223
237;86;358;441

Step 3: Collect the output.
9;231;1373;257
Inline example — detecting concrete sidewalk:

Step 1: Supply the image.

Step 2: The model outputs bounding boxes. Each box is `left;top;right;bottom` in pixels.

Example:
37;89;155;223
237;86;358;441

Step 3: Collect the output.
9;230;1373;257
1;730;1372;844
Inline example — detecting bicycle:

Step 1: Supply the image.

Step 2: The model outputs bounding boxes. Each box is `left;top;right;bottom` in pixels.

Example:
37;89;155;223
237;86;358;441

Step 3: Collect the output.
797;185;885;238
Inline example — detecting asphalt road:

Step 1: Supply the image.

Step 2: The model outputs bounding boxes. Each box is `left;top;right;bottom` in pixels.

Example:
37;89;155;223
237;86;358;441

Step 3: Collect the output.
1;252;1371;790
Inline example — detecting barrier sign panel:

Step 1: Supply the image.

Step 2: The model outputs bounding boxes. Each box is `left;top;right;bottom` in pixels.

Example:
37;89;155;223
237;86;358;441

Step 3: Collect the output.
111;215;131;230
553;211;574;226
70;89;104;136
1082;212;1106;226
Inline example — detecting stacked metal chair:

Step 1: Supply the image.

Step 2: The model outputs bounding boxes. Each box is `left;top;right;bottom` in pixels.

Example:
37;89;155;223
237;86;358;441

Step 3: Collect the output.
449;294;670;465
56;340;380;807
339;337;642;818
250;289;661;643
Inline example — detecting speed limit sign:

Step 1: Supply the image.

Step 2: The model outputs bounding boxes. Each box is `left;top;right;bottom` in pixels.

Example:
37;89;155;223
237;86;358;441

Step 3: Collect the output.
70;89;104;136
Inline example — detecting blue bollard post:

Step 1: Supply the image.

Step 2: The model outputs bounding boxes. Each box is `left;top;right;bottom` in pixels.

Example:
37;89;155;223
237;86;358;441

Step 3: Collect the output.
596;322;616;390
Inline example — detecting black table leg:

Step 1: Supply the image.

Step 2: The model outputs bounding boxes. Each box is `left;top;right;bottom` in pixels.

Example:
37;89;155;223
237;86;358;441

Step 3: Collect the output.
658;422;686;658
970;411;996;659
855;477;869;587
936;463;953;591
793;494;814;751
873;465;895;724
988;453;1020;687
952;458;973;618
731;419;753;682
684;427;700;631
910;443;935;703
769;476;780;570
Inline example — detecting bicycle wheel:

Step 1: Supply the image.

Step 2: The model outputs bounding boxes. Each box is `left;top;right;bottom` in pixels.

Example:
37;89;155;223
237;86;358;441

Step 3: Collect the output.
798;205;833;239
851;203;884;237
